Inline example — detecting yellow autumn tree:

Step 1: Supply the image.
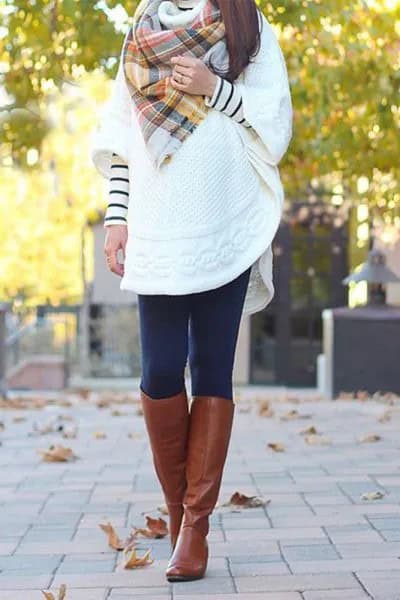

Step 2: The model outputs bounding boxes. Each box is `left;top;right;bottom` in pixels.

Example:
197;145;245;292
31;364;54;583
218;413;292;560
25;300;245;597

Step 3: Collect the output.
0;70;111;304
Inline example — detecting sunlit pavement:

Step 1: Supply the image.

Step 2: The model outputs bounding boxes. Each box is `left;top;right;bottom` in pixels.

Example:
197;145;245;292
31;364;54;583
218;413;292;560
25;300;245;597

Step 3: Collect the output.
1;386;400;599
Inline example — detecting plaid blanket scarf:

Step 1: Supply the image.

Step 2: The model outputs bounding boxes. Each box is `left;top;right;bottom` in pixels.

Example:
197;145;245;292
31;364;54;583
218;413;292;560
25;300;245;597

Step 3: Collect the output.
122;0;226;168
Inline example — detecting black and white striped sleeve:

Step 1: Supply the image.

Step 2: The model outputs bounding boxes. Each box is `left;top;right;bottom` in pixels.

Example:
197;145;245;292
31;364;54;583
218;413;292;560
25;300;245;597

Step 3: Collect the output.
205;76;252;129
104;153;130;227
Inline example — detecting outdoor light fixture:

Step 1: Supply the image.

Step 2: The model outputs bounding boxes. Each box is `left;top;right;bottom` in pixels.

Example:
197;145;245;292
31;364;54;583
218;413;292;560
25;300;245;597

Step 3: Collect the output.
321;248;400;398
343;248;400;306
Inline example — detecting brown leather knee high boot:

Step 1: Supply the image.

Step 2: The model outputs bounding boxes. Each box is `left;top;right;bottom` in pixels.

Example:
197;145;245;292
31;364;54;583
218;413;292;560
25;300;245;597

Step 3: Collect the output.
166;395;234;581
140;387;190;549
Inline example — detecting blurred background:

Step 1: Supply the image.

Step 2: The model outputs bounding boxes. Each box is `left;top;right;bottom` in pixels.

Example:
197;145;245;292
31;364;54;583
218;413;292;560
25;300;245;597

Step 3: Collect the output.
0;0;399;395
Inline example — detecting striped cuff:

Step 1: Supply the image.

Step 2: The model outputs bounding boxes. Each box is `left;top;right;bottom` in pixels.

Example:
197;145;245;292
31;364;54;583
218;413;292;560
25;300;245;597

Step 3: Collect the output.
205;76;251;129
104;153;130;227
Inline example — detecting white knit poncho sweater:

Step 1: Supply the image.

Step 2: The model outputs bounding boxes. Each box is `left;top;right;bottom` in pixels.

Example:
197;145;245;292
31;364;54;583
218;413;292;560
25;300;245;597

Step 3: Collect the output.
90;1;293;315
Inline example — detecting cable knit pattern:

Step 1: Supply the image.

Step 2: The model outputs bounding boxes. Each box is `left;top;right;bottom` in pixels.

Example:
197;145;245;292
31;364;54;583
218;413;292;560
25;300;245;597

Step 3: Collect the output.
127;203;267;278
90;10;293;315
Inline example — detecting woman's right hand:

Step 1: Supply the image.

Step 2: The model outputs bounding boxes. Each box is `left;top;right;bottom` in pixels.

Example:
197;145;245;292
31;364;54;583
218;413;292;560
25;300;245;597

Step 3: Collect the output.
104;224;128;277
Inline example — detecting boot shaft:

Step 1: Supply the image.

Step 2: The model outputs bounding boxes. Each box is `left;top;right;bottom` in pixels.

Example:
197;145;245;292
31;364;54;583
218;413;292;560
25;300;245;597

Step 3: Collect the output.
183;396;235;535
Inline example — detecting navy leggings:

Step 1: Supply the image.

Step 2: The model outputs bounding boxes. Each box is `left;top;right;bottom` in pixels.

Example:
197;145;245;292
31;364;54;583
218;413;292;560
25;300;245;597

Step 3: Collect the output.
138;267;251;401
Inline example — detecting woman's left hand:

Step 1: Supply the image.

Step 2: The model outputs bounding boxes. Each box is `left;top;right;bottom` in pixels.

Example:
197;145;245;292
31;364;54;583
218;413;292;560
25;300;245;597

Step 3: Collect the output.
170;54;218;97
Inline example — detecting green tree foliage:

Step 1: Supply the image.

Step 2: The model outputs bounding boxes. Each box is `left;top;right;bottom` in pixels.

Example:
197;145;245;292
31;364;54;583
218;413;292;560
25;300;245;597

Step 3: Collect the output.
258;0;399;213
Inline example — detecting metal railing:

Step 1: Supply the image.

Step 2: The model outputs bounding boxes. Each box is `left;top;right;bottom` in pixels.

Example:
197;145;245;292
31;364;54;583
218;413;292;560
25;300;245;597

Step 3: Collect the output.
1;306;76;394
86;304;142;378
0;302;142;394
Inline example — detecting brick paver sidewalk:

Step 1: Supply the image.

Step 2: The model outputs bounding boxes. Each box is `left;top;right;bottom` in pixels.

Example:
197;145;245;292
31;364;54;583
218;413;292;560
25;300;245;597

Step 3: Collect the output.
1;387;400;599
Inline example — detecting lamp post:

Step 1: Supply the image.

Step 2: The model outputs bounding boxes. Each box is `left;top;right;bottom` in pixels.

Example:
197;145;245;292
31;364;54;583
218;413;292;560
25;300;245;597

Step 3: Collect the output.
342;248;400;306
322;247;400;399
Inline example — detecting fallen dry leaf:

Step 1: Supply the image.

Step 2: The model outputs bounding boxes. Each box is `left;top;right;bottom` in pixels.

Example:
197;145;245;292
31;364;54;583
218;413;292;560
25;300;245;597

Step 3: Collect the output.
267;442;285;452
96;398;111;409
58;584;66;600
76;388;91;400
94;391;140;408
99;522;126;550
93;431;107;439
285;395;301;404
56;399;74;408
123;530;139;552
127;431;142;440
13;415;27;423
223;491;270;508
41;584;66;600
123;547;153;569
359;433;382;443
58;414;74;421
378;410;392;423
257;400;274;418
300;425;318;436
111;409;128;417
304;434;332;446
361;491;385;501
38;445;78;462
0;396;46;410
132;516;168;539
280;409;311;421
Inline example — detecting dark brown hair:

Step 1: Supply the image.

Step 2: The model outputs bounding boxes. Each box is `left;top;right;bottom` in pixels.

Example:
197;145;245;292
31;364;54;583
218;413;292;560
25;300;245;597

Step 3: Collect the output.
211;0;263;82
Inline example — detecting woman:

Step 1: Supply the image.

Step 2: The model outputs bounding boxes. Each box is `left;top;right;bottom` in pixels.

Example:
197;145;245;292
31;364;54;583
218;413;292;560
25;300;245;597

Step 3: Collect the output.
91;0;292;582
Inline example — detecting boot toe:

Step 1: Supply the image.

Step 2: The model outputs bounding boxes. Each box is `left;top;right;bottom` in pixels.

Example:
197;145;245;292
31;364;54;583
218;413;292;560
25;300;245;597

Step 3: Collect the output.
165;526;208;581
166;563;204;582
166;559;206;582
